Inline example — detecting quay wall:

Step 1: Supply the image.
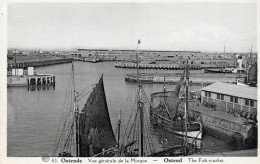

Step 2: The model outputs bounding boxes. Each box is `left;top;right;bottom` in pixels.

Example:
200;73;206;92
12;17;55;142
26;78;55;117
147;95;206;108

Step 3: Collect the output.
116;62;202;70
7;58;73;69
125;73;244;85
7;76;28;87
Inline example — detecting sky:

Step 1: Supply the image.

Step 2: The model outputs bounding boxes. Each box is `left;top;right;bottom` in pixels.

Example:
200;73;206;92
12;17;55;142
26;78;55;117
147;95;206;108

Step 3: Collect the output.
8;3;257;52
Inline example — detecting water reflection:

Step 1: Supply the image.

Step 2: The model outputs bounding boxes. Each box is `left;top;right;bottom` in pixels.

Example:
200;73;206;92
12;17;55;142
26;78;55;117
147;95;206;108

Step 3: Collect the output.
28;85;55;91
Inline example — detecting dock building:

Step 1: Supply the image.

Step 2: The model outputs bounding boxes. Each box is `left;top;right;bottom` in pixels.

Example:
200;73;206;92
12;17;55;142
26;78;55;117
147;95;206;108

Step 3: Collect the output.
201;82;257;119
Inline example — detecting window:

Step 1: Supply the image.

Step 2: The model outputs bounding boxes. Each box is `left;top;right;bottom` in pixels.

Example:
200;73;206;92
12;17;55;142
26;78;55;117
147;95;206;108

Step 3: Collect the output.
234;97;238;103
230;96;233;102
208;92;211;97
245;99;249;106
204;91;207;97
221;94;224;100
230;96;238;103
250;100;254;107
217;93;220;99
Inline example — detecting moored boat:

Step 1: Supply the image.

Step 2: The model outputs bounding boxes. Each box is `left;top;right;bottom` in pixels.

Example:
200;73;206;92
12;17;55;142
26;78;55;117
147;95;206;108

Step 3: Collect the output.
53;62;117;157
150;64;203;142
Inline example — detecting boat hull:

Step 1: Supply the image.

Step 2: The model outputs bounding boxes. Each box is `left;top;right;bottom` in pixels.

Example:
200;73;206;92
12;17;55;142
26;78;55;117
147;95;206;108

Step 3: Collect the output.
151;112;202;140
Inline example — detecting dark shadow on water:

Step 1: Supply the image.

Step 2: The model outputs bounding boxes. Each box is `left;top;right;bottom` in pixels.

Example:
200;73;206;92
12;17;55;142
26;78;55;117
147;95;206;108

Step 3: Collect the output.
28;85;55;91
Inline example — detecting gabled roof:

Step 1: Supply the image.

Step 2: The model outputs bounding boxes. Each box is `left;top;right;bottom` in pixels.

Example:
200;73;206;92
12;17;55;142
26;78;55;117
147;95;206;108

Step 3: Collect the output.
201;82;257;100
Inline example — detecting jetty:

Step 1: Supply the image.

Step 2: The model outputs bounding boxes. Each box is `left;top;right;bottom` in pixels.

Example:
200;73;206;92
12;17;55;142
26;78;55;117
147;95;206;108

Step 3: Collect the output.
125;72;246;85
7;57;73;69
115;62;202;70
7;67;55;87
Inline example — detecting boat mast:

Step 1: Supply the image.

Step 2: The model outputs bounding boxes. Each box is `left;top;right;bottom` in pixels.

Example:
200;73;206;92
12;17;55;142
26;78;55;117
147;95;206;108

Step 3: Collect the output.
184;60;189;154
117;109;121;149
163;76;166;101
247;45;253;83
14;49;17;76
72;61;80;156
136;39;144;157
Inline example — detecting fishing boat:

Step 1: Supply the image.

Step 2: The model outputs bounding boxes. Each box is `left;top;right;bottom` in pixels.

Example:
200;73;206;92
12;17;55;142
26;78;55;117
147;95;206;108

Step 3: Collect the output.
117;40;201;157
150;63;202;141
53;62;117;157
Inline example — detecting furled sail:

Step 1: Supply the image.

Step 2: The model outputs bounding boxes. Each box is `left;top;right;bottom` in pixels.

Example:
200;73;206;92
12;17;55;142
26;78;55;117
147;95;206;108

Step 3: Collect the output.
248;62;257;86
79;75;116;156
165;70;185;117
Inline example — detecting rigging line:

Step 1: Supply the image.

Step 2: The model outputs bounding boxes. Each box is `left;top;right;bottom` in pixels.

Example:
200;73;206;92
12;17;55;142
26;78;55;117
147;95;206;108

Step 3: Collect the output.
63;120;75;152
63;77;73;130
76;83;96;94
144;110;156;152
71;119;76;155
58;117;76;152
76;87;96;99
58;74;75;153
77;87;93;95
53;78;74;155
143;106;156;152
65;117;76;151
136;110;140;153
143;116;152;155
127;108;138;139
141;89;151;105
66;128;72;153
131;110;138;150
76;90;94;102
58;119;73;151
124;95;138;137
53;105;69;155
126;122;135;140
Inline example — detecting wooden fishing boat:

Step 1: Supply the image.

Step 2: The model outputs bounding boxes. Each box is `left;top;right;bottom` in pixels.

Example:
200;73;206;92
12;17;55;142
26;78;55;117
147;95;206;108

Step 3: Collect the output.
150;64;202;141
53;62;117;157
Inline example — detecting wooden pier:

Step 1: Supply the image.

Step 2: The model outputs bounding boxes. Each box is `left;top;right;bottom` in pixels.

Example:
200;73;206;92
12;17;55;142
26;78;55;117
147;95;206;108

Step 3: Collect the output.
28;74;55;86
7;74;55;87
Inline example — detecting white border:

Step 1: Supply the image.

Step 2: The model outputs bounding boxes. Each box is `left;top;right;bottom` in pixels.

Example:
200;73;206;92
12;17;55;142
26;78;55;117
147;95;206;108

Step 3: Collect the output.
0;0;259;164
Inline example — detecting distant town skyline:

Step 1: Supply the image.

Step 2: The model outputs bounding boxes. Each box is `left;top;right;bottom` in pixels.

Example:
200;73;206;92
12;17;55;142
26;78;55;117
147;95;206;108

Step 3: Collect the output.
8;3;257;53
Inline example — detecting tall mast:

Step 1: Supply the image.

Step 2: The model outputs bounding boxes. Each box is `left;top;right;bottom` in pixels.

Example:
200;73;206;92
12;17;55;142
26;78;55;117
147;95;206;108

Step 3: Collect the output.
14;49;17;76
72;61;80;156
117;109;121;149
136;39;144;157
184;60;189;154
163;76;166;101
247;44;253;83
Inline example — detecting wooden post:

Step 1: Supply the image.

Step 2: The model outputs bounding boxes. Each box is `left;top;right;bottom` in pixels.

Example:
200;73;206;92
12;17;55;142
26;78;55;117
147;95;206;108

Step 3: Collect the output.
28;77;31;86
40;77;43;85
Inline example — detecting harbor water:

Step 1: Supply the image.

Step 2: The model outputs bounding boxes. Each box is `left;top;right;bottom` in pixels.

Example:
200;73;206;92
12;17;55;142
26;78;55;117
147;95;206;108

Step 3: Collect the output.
8;62;237;157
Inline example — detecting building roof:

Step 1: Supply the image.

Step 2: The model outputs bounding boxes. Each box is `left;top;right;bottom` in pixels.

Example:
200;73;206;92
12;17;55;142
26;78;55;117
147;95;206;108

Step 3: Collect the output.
201;82;257;100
